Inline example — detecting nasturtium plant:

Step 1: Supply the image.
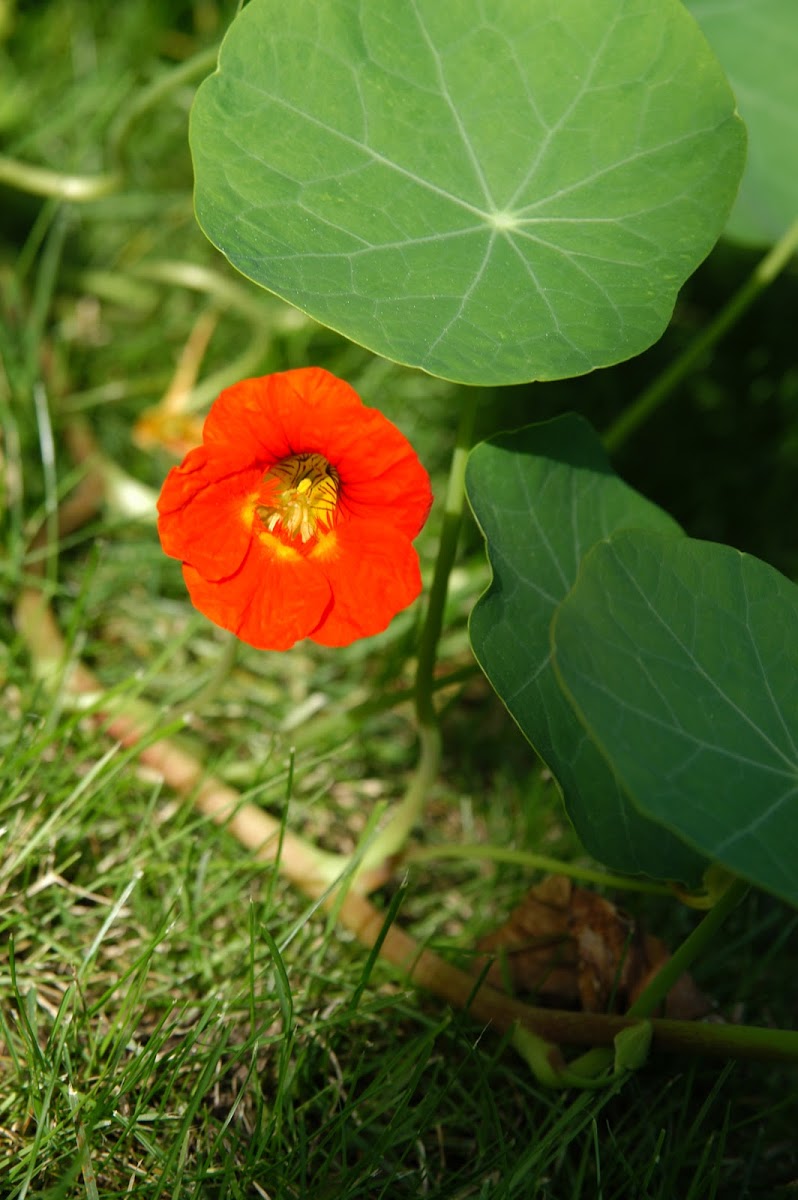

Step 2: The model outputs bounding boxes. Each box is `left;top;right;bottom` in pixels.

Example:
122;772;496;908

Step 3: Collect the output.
6;3;798;1159
191;0;745;386
686;0;798;246
552;530;798;906
186;0;798;905
466;417;704;885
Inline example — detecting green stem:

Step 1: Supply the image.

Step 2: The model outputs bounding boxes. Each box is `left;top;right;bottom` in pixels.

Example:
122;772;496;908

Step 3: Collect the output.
568;877;749;1080
1;45;218;202
641;1017;798;1062
357;724;440;876
415;390;479;728
630;877;749;1019
604;216;798;453
357;390;480;872
404;843;671;896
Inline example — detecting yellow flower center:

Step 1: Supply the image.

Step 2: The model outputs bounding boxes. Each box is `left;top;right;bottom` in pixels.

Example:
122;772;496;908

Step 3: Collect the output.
256;452;340;543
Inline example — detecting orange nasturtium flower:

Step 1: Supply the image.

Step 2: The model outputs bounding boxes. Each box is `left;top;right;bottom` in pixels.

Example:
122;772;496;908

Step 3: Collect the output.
157;368;432;650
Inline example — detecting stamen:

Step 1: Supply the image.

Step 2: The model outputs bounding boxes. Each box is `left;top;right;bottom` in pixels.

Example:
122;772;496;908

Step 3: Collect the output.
256;452;340;543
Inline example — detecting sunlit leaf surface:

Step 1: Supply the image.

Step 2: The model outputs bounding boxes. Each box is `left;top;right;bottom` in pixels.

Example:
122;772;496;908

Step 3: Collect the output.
192;0;745;384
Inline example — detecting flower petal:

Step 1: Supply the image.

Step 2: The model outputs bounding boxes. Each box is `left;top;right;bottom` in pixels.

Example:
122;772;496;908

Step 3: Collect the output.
202;374;302;466
339;442;432;539
307;522;423;646
158;460;262;581
156;446;211;515
182;537;332;651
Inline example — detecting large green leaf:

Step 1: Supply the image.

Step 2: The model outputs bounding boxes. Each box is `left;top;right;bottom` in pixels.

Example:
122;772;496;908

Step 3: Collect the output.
191;0;745;386
687;0;798;246
553;530;798;905
467;416;704;883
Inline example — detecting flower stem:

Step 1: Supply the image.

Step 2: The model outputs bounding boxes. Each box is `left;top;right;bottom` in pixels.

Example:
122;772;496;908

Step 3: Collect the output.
356;724;440;877
357;390;480;873
603;216;798;453
416;389;479;727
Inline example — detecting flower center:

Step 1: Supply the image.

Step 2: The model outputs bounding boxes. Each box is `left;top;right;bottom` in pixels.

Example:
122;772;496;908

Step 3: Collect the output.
256;452;340;543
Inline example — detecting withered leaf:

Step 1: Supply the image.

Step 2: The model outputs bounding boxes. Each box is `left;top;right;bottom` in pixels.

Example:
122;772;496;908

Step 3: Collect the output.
475;876;711;1018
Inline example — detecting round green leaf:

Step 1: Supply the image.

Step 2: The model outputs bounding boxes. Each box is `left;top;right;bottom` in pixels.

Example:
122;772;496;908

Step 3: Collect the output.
191;0;745;385
467;416;704;884
553;530;798;905
687;0;798;246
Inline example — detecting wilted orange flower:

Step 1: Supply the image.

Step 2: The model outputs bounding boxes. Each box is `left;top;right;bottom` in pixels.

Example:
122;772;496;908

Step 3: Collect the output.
157;368;432;650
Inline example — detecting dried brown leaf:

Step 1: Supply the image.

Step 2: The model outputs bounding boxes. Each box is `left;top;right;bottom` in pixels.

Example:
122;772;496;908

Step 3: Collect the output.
475;876;712;1018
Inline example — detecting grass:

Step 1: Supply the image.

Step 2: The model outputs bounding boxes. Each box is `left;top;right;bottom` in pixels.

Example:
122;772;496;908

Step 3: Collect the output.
1;563;797;1198
2;1;798;1197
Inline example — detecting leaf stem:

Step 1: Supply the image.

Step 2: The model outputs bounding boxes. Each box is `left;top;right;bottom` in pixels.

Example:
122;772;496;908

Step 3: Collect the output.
404;842;672;895
356;723;440;877
629;877;749;1020
603;216;798;452
357;390;480;872
415;389;479;729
